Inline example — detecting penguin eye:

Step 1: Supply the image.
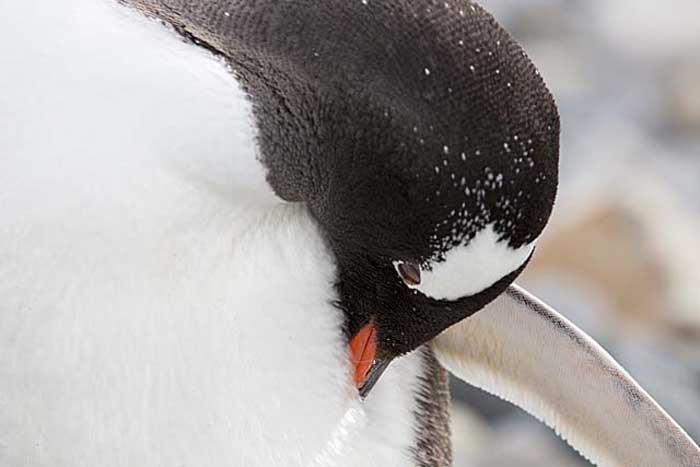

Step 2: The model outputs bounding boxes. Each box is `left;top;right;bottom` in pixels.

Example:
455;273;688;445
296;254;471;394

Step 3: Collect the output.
396;261;421;286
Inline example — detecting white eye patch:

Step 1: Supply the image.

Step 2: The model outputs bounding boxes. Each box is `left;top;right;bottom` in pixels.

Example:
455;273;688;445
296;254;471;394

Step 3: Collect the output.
399;223;535;301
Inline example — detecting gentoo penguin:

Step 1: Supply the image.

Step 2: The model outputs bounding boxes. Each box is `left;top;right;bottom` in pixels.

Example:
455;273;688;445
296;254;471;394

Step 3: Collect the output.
0;1;698;467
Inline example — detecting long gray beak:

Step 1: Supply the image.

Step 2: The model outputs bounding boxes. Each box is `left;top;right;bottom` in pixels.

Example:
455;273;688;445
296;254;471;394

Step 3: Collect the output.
433;284;700;467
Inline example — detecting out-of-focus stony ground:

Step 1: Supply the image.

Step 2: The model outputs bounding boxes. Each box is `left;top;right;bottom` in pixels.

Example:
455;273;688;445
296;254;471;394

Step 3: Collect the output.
451;1;700;465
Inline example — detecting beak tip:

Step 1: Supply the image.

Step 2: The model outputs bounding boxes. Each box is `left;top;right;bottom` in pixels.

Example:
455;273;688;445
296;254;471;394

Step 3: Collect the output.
357;358;392;399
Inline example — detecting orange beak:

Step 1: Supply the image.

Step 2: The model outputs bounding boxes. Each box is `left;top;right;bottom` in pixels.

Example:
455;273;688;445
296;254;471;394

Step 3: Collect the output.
348;322;377;388
348;322;391;398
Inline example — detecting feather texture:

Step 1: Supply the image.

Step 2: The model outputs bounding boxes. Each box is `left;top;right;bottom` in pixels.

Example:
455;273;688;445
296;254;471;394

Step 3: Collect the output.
0;1;424;465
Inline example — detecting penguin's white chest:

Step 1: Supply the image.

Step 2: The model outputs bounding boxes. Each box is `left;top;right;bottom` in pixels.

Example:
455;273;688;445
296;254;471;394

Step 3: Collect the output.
0;1;421;465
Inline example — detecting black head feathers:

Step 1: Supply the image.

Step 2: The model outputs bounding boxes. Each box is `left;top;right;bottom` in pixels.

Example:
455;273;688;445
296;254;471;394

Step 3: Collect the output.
127;0;559;356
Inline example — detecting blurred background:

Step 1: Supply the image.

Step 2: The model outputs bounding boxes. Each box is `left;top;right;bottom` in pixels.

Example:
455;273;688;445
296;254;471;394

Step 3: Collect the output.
450;0;700;465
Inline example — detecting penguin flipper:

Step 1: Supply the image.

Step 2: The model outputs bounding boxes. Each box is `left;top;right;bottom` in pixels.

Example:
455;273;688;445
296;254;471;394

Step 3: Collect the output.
432;284;700;467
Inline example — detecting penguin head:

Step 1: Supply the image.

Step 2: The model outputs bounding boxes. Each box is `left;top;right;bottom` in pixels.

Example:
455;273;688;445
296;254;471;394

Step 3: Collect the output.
316;69;559;395
126;0;558;396
285;4;560;395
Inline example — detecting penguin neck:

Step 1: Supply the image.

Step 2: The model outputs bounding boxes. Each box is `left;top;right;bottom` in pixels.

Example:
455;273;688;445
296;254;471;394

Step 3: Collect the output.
2;0;356;462
2;1;438;465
